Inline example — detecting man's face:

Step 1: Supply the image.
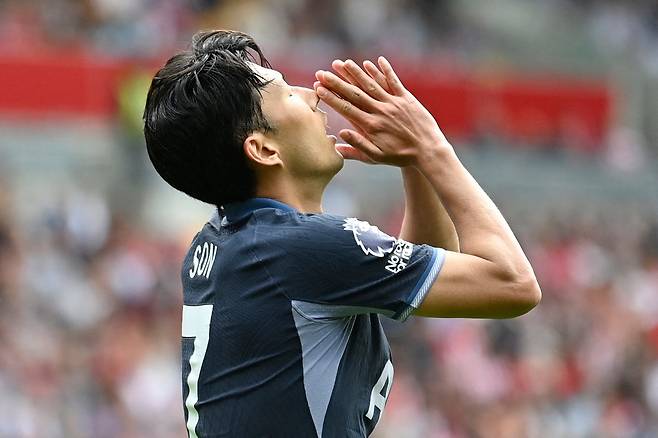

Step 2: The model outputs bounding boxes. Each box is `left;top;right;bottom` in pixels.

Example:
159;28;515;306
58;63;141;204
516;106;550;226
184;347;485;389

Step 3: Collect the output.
252;64;344;179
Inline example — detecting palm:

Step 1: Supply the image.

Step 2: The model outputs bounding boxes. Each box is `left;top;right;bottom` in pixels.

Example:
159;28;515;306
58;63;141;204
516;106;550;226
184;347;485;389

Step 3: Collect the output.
315;57;448;168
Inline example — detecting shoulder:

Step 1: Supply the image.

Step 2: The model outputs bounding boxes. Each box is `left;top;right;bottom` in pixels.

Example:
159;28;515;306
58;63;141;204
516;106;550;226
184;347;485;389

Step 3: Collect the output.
255;211;398;259
251;211;346;245
269;211;391;237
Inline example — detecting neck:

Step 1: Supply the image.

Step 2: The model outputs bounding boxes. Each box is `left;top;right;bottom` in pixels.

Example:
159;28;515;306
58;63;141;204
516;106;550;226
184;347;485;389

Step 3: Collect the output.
254;172;328;214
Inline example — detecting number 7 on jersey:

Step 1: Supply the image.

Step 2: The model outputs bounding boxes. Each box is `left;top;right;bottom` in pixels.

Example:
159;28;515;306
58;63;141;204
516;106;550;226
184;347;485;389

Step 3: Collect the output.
182;304;214;438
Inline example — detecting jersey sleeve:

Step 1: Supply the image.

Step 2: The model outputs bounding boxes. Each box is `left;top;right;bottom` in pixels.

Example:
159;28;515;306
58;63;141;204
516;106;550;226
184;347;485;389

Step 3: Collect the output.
273;214;446;321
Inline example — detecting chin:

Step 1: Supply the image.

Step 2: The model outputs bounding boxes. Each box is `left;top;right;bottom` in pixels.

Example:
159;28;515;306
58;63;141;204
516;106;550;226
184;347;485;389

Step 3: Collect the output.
330;151;345;174
322;136;344;174
314;155;344;183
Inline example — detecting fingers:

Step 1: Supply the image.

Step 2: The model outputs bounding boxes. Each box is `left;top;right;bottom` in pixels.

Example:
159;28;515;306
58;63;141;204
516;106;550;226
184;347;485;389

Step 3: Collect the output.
335;144;376;163
338;60;388;101
363;60;390;93
377;56;406;95
331;60;359;86
315;84;370;125
339;129;383;162
315;70;379;113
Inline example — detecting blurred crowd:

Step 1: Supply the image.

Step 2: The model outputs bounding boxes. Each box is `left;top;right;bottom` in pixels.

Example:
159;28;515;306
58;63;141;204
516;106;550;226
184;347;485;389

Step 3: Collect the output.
380;206;658;437
1;179;658;437
0;186;186;437
0;0;657;66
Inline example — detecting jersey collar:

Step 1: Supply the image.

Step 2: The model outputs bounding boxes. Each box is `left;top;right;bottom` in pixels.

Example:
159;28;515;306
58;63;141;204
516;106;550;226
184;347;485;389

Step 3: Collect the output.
222;197;297;223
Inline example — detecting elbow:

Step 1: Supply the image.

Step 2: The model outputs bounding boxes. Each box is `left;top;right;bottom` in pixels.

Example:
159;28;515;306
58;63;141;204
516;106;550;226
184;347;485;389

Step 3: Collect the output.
492;267;541;318
509;273;542;317
523;275;542;310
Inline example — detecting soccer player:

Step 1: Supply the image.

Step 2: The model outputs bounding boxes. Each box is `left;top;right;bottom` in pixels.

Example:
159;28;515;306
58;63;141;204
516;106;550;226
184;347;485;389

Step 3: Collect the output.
143;30;541;438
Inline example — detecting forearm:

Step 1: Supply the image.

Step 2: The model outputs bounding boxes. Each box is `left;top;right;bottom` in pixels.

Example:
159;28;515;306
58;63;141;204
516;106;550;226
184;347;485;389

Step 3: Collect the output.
315;57;540;317
417;145;534;280
399;166;459;251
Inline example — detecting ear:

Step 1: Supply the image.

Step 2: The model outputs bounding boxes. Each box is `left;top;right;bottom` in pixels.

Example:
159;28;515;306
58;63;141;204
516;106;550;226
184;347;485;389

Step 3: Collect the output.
243;133;283;168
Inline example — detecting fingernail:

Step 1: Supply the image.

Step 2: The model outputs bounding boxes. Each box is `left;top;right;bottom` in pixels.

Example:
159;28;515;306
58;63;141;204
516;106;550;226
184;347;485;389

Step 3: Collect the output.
313;81;320;89
316;87;327;97
315;70;324;80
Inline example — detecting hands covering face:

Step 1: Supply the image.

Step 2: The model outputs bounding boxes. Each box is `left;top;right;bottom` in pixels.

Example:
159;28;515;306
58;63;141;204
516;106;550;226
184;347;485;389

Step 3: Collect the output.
314;57;451;167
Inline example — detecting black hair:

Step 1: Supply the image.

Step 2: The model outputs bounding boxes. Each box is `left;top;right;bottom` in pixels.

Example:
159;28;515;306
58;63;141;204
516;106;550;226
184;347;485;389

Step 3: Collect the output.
143;30;273;206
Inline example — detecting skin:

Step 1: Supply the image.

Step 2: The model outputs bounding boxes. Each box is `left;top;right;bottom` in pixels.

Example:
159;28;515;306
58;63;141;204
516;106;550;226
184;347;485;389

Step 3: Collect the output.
328;60;459;253
245;63;458;256
243;63;344;213
245;57;541;319
312;57;541;318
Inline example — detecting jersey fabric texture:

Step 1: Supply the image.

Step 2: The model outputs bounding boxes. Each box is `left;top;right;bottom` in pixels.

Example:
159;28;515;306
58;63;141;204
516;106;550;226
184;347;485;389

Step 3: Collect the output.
181;198;445;438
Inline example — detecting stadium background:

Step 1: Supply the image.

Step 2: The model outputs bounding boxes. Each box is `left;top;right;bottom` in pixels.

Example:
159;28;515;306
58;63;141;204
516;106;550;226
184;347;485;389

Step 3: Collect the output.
1;0;658;436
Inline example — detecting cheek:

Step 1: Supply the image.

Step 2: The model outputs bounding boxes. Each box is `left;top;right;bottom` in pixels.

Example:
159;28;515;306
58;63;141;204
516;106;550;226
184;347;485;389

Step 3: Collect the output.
290;103;319;129
272;98;306;123
280;106;322;140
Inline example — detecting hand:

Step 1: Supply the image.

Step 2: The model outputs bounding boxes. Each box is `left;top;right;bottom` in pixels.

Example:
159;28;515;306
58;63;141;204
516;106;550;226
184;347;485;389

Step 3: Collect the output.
314;57;451;167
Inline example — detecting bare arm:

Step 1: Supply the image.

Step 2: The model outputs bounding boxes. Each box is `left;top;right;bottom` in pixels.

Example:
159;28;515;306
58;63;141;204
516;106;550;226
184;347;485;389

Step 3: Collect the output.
315;58;540;319
330;60;458;251
413;148;539;318
400;167;459;251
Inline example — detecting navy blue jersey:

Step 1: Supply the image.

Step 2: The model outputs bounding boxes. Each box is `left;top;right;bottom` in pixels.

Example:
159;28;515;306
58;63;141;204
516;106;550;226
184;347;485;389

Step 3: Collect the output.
181;198;445;437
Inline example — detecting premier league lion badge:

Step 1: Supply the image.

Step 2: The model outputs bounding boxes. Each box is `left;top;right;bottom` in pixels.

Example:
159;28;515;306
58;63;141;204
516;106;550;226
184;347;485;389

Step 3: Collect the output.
342;218;397;258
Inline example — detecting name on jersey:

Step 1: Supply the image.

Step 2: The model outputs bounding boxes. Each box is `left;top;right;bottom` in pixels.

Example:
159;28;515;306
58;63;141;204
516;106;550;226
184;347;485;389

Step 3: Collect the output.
385;240;413;273
189;242;217;279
